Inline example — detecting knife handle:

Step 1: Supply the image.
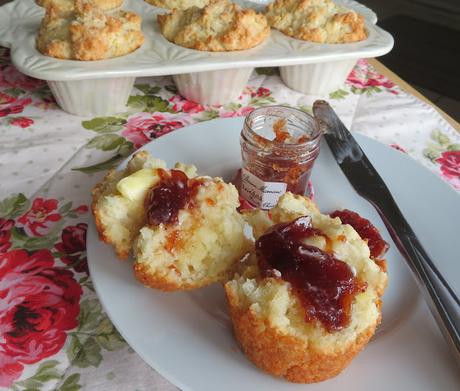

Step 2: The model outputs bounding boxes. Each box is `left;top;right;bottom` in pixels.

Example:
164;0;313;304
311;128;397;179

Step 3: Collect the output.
369;196;460;363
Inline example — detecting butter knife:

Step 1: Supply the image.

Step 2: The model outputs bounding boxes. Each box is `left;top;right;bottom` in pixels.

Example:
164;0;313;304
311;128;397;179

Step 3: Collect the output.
313;100;460;363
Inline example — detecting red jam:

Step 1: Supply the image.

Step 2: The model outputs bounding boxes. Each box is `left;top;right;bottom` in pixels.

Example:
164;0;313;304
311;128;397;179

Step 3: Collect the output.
144;169;202;226
239;107;322;209
272;118;291;143
330;210;389;259
256;216;367;332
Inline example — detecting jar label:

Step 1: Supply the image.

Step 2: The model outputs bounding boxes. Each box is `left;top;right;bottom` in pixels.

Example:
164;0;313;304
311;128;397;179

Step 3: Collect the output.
240;168;287;210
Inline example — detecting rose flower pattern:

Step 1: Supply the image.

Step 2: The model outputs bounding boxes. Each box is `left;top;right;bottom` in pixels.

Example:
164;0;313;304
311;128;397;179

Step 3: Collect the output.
0;249;82;386
17;198;62;237
55;223;89;274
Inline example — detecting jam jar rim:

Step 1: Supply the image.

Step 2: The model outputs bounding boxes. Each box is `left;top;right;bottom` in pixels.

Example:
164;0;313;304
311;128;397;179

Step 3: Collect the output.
242;105;322;152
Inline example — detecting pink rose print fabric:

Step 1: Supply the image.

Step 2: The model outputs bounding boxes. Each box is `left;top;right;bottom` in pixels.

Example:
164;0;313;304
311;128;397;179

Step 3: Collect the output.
122;112;190;148
347;59;398;94
0;218;14;252
0;65;45;91
436;151;460;189
55;223;89;274
169;95;204;114
17;198;62;237
0;250;82;386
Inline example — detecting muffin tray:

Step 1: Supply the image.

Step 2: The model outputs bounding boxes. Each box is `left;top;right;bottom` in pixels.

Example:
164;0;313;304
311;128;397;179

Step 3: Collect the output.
0;0;392;115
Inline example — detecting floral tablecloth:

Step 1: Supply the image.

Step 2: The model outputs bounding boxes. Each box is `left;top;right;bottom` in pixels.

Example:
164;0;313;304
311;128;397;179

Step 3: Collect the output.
1;45;460;390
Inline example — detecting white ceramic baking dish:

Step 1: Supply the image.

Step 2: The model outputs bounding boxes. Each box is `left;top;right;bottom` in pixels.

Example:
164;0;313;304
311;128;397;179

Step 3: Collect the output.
279;59;359;95
0;0;391;115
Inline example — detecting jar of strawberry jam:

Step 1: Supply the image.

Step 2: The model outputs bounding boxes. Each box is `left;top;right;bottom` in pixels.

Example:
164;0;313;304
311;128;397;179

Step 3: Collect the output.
239;106;322;209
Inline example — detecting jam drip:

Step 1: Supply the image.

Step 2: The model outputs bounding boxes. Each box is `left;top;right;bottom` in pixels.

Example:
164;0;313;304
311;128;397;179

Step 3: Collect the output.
256;216;367;332
144;169;201;226
330;210;389;259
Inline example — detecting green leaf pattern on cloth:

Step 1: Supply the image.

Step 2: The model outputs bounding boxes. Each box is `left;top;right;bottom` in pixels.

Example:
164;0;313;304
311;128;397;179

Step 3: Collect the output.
67;299;125;368
58;374;82;391
0;193;30;219
82;117;127;133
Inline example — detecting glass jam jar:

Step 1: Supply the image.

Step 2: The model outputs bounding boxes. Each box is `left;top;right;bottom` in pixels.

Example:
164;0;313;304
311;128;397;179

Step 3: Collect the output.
239;106;322;209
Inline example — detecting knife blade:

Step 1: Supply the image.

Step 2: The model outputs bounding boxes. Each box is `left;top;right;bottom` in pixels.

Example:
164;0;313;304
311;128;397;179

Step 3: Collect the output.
313;99;460;363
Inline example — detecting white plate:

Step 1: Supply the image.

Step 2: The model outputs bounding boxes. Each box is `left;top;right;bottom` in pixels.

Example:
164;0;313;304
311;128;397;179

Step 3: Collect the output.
87;118;460;390
0;0;391;81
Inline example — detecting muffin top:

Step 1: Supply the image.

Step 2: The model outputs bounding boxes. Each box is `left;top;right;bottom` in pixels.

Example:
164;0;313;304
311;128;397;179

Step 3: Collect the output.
157;0;270;51
36;0;144;60
265;0;367;43
145;0;209;10
229;192;388;349
36;0;123;13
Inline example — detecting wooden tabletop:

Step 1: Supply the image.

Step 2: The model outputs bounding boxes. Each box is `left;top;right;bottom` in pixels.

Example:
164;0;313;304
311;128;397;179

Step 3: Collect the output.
369;59;460;133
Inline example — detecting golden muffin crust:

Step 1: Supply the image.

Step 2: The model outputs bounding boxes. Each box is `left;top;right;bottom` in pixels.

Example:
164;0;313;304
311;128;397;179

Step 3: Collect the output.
36;0;123;12
265;0;367;43
145;0;209;10
36;0;144;60
225;192;387;382
157;0;270;51
226;280;380;382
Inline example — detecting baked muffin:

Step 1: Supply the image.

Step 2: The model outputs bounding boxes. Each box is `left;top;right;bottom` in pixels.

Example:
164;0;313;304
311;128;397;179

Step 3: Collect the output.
265;0;367;43
225;193;388;383
36;0;123;13
92;151;250;290
157;0;270;51
145;0;209;10
37;0;144;60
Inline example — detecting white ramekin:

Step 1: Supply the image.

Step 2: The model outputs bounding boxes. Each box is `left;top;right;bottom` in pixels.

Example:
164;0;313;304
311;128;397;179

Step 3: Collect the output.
280;60;358;95
47;77;135;117
173;68;253;105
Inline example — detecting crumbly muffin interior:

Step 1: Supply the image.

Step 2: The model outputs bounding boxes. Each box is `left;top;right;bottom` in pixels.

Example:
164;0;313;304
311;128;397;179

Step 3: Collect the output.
134;177;251;289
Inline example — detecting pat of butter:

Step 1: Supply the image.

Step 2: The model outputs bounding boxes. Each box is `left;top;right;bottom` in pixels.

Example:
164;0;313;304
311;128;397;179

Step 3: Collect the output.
117;168;159;202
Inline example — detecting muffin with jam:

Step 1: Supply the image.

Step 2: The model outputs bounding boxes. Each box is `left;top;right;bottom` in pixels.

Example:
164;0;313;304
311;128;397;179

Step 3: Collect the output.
92;151;251;290
225;192;388;383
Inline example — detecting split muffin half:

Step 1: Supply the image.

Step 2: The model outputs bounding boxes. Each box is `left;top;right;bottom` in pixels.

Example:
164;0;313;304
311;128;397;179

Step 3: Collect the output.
92;151;251;290
225;192;388;383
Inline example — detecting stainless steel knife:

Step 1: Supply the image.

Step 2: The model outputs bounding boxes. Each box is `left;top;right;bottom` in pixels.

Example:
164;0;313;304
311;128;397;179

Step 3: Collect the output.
313;99;460;363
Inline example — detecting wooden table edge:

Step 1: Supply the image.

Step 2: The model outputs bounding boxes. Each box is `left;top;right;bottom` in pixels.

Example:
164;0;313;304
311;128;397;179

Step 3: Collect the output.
369;59;460;133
